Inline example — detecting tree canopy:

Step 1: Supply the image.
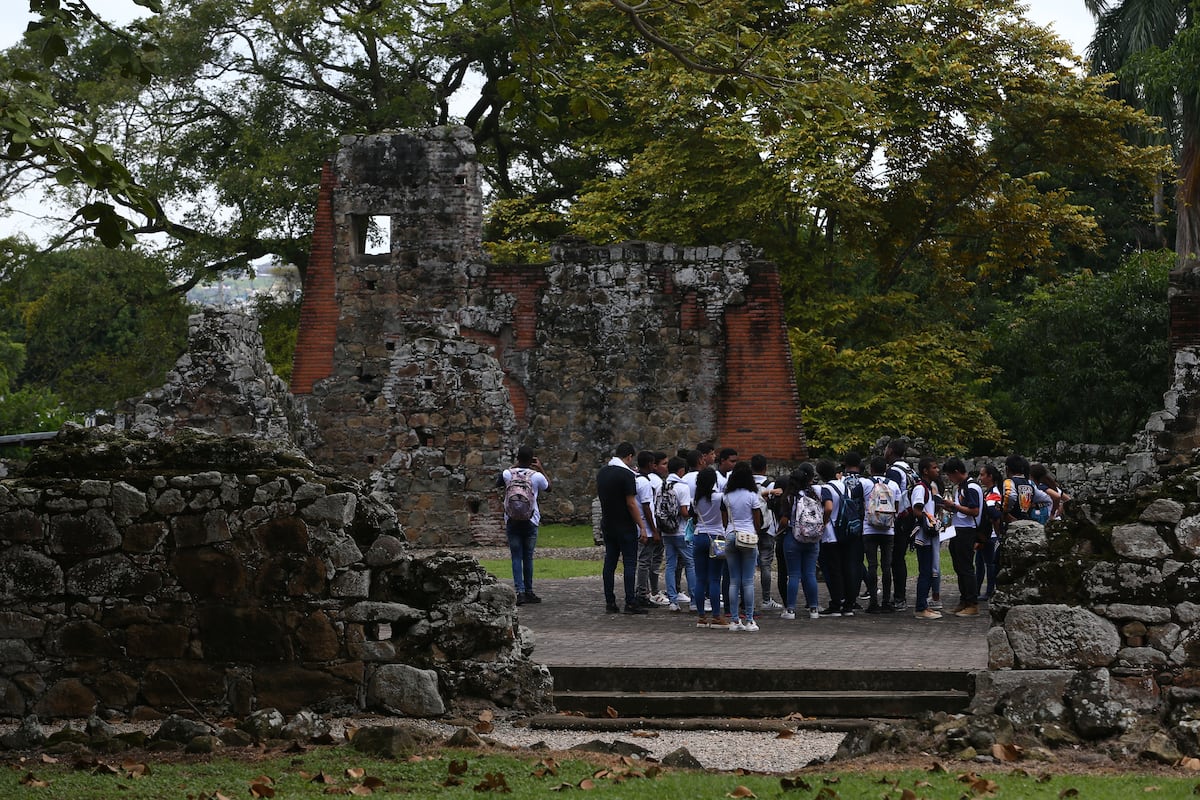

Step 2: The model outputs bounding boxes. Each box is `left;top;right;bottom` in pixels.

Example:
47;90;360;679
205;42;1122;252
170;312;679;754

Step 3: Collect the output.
0;0;1173;454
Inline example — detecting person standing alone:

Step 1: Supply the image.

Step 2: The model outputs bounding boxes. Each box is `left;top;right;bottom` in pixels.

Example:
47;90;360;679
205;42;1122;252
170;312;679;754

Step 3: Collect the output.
501;446;550;605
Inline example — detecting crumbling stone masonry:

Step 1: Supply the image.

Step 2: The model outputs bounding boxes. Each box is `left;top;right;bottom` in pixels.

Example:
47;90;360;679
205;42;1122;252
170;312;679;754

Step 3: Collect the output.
0;426;550;719
973;477;1200;758
289;126;807;544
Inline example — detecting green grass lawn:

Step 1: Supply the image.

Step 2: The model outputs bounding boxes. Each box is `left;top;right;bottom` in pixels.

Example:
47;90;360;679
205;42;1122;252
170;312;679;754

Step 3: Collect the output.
9;746;1197;799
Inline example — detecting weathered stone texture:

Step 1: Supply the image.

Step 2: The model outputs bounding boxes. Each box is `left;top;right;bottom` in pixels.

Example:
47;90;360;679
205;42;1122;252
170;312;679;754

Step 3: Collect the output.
0;426;549;718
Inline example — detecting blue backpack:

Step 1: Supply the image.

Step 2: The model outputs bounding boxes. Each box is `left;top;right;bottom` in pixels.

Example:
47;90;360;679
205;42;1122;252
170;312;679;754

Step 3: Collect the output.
833;474;865;539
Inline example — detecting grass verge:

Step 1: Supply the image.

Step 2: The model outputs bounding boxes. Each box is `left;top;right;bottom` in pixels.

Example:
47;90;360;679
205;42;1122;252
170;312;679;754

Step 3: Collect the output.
479;558;601;579
11;747;1199;799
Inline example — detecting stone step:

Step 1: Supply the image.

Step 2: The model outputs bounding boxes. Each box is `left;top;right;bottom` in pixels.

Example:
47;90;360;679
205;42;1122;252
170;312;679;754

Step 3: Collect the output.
548;666;975;719
553;689;971;719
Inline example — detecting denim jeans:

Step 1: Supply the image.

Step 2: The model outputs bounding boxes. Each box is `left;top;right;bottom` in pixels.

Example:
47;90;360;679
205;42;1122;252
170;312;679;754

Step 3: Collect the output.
782;535;820;611
663;534;696;604
603;528;639;608
862;533;893;604
725;543;757;622
506;518;537;595
915;542;935;611
975;537;998;598
692;533;722;619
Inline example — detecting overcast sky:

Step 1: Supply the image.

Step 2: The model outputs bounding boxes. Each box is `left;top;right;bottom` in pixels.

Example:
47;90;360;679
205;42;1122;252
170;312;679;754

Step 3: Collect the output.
3;0;1096;57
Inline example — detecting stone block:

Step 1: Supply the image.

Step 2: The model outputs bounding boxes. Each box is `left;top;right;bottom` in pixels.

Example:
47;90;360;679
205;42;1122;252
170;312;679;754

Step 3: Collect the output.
254;664;361;713
296;611;341;661
0;611;44;639
66;554;161;597
366;664;444;716
1142;499;1184;525
171;548;247;598
141;662;226;709
49;510;121;555
0;546;65;597
1006;604;1121;668
1112;523;1174;560
301;493;357;527
0;509;43;543
330;569;370;599
33;678;96;718
126;624;190;659
123;522;167;553
197;607;292;662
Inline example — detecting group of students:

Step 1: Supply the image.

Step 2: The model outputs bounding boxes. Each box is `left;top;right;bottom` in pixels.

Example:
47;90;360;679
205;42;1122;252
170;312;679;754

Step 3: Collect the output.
595;438;1067;629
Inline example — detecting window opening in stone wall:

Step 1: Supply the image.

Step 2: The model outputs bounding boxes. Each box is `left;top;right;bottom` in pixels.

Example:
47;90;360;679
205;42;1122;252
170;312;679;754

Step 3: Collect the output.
365;279;376;290
454;174;467;186
677;388;689;403
423;378;434;390
385;341;395;351
353;214;393;256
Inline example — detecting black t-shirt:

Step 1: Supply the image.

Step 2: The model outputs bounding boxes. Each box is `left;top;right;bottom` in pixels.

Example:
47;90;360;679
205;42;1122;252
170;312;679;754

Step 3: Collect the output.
597;464;638;536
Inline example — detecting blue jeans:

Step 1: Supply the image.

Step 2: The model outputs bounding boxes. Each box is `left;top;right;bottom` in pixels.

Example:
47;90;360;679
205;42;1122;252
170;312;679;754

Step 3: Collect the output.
506;518;537;595
603;527;639;608
663;534;696;604
692;533;723;619
725;543;757;622
915;543;935;611
782;535;820;611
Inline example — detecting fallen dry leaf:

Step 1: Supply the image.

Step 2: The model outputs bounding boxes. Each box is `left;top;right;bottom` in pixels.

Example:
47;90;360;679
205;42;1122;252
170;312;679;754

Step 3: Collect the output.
473;771;512;793
928;761;949;773
780;776;812;791
579;778;596;790
548;782;573;791
362;776;385;790
992;742;1023;762
776;729;795;739
449;760;470;775
348;785;373;796
970;776;1000;794
630;731;659;739
123;762;151;779
250;783;276;799
1145;786;1161;792
479;709;495;723
605;706;619;719
346;767;365;780
18;772;48;788
311;771;337;784
726;786;756;798
38;754;57;765
901;789;918;800
1182;757;1200;771
474;720;495;734
814;787;840;800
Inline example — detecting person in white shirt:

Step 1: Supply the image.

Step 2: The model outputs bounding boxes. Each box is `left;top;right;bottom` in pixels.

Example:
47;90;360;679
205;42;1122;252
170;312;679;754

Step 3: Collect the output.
661;456;695;611
863;456;901;613
501;446;550;605
635;451;668;607
911;457;943;619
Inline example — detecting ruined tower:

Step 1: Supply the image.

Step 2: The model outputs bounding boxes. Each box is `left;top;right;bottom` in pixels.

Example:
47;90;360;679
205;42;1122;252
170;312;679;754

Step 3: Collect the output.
291;126;806;544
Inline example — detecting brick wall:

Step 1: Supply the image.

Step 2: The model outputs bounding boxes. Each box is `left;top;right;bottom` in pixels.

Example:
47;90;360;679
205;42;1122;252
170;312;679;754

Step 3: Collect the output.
290;162;339;395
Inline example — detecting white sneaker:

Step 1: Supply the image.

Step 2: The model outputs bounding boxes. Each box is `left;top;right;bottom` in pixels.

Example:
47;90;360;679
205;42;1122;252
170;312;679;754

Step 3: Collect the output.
676;592;691;604
728;619;744;632
668;602;681;612
704;599;714;611
808;608;820;620
929;600;943;610
780;610;796;620
743;619;760;632
762;598;783;610
650;592;670;606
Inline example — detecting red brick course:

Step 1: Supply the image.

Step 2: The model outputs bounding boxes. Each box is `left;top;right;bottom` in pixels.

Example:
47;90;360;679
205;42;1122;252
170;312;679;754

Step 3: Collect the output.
290;162;338;395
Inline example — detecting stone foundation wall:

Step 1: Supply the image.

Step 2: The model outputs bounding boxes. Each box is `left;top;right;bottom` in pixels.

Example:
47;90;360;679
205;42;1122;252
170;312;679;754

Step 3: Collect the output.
0;426;549;720
975;475;1200;755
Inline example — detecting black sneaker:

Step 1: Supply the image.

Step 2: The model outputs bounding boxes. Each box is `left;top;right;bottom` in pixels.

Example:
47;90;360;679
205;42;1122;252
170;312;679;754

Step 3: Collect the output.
524;592;542;604
840;606;855;617
818;606;842;617
516;593;525;606
880;602;896;613
605;603;620;614
623;605;649;615
866;603;882;614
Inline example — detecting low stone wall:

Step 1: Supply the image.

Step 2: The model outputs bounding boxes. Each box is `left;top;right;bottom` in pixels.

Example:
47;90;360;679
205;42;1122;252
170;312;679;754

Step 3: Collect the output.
974;473;1200;757
0;426;550;720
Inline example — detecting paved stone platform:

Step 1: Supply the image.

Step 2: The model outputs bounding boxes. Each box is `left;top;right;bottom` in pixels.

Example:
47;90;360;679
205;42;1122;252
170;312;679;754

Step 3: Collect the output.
514;575;989;672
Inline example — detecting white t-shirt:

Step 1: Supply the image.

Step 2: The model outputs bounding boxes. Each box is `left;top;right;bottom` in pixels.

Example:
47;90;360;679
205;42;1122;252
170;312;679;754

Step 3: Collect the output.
819;481;840;544
723;488;758;534
502;468;550;526
910;480;938;546
636;473;661;532
667;475;693;514
694;490;726;535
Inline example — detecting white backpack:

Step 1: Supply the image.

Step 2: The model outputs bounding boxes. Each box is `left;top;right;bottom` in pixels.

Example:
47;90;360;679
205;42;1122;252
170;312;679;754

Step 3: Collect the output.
865;478;898;528
791;490;824;543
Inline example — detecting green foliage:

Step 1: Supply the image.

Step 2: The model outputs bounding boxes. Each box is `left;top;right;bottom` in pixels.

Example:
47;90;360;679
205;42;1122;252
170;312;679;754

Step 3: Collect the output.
987;250;1172;451
252;293;300;383
0;242;189;412
479;558;601;579
0;328;70;435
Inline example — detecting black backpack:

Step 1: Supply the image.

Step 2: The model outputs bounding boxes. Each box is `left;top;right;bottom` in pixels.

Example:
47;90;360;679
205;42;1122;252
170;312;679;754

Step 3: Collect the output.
832;474;865;539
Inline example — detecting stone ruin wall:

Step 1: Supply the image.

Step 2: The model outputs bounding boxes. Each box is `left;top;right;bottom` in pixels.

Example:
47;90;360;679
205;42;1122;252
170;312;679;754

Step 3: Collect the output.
0;427;549;720
973;488;1200;755
288;127;807;544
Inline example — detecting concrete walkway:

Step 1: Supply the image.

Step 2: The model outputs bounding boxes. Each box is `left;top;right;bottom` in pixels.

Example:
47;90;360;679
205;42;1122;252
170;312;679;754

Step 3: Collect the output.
514;575;989;672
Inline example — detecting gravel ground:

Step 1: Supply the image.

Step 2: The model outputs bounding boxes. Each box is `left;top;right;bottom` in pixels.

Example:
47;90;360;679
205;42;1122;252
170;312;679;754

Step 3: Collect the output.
0;716;844;774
